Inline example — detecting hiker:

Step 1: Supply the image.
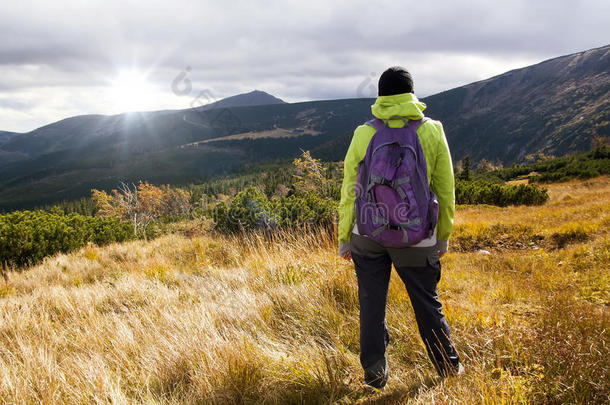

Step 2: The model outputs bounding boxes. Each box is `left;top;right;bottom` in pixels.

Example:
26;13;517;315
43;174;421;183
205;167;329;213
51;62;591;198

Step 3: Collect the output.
338;67;462;388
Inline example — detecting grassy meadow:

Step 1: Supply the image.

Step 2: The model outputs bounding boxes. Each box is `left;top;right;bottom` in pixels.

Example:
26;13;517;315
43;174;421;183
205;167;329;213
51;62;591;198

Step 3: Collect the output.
0;176;608;404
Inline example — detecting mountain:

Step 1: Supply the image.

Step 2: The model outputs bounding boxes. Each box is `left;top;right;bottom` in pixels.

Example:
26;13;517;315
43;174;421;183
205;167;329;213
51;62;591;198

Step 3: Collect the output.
423;44;609;163
0;45;608;210
0;130;19;144
0;97;373;210
197;89;286;110
0;90;285;163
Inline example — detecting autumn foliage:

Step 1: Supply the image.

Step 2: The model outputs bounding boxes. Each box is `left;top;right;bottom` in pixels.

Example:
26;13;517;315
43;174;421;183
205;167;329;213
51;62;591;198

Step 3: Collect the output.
91;181;192;238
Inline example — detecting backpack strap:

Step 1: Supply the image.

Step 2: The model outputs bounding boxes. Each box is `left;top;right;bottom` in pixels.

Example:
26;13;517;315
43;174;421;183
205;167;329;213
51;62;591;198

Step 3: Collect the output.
365;118;385;132
384;115;409;126
409;117;429;131
366;116;429;131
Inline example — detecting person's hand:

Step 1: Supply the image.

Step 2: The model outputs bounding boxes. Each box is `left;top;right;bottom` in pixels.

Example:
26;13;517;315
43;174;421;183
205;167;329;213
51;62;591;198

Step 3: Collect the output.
436;240;449;259
338;242;351;261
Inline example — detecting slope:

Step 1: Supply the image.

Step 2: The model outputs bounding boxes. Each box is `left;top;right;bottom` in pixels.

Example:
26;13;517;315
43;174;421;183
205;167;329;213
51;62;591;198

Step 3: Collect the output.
1;177;608;403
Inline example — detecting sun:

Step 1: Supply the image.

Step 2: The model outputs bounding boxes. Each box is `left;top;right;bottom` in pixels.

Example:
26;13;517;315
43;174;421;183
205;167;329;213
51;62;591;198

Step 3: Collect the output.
109;69;156;112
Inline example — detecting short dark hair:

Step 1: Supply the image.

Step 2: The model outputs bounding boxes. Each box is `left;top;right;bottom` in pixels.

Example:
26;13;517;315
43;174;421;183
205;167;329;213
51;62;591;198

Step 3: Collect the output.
378;66;413;96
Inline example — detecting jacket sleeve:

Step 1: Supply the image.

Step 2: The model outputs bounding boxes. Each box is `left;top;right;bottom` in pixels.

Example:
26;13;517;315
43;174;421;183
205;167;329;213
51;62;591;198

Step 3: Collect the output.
430;122;455;243
338;127;368;243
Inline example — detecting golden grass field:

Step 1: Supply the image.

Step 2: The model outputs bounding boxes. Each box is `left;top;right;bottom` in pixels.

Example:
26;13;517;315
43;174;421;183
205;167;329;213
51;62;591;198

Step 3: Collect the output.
1;177;608;404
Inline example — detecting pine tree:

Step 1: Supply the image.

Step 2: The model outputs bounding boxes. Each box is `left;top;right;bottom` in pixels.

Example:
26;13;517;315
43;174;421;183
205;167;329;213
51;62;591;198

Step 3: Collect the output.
460;155;472;181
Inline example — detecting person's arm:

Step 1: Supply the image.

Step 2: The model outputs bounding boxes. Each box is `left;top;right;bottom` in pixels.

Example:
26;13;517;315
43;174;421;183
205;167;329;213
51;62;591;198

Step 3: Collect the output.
338;126;369;257
430;122;455;254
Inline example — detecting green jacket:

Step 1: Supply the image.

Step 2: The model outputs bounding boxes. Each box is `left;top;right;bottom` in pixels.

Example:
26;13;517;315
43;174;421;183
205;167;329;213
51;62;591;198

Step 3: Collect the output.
338;92;455;250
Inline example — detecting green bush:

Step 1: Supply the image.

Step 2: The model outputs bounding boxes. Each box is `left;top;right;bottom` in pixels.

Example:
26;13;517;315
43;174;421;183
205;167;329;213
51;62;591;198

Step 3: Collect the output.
272;193;337;228
483;146;610;184
0;210;134;268
210;177;547;236
456;180;549;206
211;187;337;234
213;187;278;233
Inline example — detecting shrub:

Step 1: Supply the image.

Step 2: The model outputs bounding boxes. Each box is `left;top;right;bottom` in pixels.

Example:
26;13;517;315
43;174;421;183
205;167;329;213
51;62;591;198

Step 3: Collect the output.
484;146;610;184
272;192;337;228
0;210;134;268
213;187;278;233
212;187;337;234
456;180;549;206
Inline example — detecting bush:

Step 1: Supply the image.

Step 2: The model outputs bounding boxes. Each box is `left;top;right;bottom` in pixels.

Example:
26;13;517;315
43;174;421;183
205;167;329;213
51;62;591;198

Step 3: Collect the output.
211;187;337;234
272;193;337;228
484;146;610;184
213;187;278;233
456;180;549;206
0;210;134;268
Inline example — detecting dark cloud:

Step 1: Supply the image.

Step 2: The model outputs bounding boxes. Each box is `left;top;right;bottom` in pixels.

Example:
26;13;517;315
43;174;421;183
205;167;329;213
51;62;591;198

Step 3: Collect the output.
0;0;608;131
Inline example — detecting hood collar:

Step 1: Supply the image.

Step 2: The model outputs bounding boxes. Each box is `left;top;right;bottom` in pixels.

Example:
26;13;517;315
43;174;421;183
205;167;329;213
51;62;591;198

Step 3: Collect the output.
371;92;427;121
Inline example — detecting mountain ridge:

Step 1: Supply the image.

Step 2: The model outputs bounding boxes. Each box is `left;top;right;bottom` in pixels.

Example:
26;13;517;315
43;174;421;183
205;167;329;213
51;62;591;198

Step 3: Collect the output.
194;89;286;111
0;130;19;144
0;90;287;163
0;45;608;210
423;44;609;162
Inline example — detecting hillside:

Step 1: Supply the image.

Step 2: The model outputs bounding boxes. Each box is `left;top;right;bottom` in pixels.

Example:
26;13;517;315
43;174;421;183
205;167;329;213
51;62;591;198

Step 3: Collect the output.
1;177;608;403
0;98;373;210
0;130;19;145
424;44;610;163
0;45;608;210
0;90;286;162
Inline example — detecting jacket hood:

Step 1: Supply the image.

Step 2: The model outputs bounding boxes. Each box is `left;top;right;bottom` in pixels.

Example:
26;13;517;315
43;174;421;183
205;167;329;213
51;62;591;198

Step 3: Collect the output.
371;92;426;121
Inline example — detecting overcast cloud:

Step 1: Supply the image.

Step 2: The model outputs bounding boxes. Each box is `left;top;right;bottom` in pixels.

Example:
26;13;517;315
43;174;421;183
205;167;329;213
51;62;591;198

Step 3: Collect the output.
1;0;608;132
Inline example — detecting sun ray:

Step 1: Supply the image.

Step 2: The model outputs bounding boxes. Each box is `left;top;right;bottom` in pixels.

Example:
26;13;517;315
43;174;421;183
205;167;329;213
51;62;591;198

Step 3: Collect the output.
109;69;156;113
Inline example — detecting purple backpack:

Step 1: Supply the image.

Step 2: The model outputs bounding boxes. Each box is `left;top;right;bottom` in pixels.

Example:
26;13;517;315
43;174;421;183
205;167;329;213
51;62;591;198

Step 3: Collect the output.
355;116;439;247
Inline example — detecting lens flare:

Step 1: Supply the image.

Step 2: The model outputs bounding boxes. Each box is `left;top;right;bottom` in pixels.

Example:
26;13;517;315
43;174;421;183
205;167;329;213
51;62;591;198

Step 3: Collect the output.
109;69;155;112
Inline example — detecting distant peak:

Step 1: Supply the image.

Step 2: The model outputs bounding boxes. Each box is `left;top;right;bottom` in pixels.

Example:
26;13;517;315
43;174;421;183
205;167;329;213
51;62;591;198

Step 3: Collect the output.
195;89;286;110
245;89;282;98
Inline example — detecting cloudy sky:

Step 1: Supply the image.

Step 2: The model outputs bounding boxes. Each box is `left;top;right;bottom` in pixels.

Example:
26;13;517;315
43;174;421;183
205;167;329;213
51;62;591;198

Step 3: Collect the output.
1;0;608;133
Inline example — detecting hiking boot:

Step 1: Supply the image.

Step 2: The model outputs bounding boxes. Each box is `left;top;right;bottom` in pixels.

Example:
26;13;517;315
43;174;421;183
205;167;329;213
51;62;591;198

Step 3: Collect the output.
441;362;465;377
364;358;389;389
435;361;465;378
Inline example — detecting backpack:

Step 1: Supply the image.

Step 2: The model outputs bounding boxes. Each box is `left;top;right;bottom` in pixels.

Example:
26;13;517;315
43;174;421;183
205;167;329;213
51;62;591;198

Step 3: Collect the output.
355;116;439;247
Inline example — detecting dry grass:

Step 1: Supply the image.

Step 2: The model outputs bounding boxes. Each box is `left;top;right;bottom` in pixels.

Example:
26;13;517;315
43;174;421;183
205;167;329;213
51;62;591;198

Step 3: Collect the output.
1;177;609;404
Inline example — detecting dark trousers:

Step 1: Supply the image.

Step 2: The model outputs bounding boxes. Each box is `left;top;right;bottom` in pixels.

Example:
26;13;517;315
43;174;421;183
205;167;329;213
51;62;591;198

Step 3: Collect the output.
352;250;460;376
